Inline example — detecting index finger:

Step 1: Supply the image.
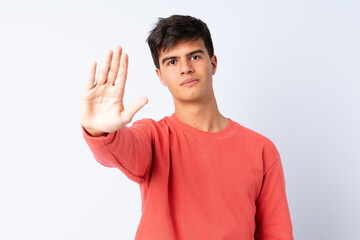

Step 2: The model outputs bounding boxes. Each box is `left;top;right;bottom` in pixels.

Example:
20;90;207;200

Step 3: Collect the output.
85;61;97;91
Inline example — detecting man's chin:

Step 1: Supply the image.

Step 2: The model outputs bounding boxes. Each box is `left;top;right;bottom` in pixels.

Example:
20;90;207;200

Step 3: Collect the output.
174;94;207;104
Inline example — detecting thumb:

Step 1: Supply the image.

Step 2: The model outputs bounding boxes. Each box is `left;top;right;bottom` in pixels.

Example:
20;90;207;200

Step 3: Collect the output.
121;97;149;124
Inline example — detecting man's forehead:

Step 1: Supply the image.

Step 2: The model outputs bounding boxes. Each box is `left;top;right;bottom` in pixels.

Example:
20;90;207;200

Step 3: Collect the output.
158;38;206;58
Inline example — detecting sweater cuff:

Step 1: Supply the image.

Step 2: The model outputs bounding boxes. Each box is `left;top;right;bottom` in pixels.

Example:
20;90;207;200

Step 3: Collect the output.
81;125;117;146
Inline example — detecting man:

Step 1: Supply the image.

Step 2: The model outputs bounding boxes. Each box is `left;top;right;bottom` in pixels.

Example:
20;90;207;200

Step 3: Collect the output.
80;15;294;240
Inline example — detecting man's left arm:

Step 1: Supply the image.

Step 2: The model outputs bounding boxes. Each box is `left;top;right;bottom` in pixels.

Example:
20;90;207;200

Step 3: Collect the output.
254;142;294;240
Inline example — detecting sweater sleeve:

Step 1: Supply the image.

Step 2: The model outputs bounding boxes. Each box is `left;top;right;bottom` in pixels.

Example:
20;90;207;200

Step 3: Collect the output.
82;119;154;184
254;140;294;240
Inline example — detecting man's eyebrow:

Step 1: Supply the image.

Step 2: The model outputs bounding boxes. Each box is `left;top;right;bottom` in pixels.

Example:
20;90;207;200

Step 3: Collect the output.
186;49;205;57
162;56;177;65
161;49;205;65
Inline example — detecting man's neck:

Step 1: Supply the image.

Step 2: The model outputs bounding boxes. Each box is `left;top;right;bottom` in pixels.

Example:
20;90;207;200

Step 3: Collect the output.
173;92;229;133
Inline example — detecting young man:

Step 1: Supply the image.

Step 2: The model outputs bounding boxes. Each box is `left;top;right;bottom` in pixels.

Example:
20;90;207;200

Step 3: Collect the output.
80;15;294;240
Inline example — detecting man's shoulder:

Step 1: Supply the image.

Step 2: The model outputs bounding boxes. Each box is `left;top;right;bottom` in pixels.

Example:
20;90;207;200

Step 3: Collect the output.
130;115;172;132
230;120;281;165
131;115;169;125
230;119;277;148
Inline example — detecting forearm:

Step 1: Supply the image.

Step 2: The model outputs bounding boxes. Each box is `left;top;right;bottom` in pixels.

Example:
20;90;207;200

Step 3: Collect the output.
82;123;152;183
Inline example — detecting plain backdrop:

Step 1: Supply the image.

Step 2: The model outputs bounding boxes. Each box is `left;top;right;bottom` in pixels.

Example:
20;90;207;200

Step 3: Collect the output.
1;0;359;239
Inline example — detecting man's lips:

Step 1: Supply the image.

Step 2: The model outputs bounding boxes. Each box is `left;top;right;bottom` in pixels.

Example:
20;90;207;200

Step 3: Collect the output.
181;78;199;86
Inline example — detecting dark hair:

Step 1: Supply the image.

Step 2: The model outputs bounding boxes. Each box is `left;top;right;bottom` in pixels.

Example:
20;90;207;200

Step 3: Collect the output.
146;15;214;69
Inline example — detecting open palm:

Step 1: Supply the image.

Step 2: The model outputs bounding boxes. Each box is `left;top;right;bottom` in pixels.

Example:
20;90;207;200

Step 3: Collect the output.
80;46;148;137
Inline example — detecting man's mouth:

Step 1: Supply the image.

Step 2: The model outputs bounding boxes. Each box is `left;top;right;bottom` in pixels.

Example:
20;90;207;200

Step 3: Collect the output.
181;78;199;86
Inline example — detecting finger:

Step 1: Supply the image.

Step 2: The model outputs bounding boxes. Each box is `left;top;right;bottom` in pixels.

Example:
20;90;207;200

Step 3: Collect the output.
121;97;148;124
115;53;128;99
97;49;113;85
107;46;122;86
85;61;97;90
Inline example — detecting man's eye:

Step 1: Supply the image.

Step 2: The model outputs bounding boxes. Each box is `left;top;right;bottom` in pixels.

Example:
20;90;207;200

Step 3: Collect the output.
168;60;176;65
192;55;200;60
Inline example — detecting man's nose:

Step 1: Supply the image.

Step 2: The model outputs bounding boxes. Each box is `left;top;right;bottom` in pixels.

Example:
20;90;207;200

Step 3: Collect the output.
180;60;194;75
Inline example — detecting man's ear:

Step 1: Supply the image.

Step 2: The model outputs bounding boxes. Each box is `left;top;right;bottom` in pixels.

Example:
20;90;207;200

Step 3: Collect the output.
156;68;167;87
211;55;217;75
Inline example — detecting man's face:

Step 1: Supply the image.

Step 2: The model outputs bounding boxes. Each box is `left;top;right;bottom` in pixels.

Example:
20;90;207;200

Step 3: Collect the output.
156;38;217;104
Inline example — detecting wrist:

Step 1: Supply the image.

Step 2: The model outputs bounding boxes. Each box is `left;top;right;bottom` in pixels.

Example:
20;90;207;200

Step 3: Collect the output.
83;126;108;137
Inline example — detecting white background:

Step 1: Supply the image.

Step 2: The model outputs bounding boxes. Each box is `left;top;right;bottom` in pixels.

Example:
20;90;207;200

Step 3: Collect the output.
1;0;359;239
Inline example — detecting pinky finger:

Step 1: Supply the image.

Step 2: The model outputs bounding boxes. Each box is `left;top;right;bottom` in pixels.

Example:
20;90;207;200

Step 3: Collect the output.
85;61;97;90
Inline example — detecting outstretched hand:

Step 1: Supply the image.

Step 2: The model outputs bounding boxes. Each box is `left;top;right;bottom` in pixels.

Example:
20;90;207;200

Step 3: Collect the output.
80;46;148;137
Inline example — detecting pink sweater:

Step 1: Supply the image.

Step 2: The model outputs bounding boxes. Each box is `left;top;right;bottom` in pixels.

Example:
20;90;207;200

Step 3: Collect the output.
83;114;294;240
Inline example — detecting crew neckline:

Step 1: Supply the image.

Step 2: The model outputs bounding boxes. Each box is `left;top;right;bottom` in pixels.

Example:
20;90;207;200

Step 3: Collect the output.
167;113;237;139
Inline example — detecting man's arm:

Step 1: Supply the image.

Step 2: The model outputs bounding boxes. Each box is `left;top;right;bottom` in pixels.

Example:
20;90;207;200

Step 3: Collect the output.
82;122;153;183
80;46;151;183
254;142;294;240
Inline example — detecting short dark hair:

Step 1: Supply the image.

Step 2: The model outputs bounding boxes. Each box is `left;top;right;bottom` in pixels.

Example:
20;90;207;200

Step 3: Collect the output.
146;15;214;69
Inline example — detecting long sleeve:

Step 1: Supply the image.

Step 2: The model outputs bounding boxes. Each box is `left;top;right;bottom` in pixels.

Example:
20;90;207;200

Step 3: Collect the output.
254;142;294;240
82;119;154;184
